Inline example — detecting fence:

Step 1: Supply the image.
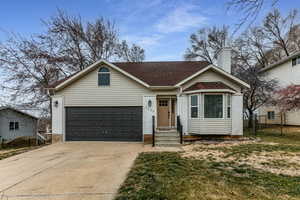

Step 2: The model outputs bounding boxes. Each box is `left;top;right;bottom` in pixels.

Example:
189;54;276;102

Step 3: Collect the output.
244;113;287;136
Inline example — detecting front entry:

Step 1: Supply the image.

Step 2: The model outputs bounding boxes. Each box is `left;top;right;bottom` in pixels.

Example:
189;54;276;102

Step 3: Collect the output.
157;98;176;128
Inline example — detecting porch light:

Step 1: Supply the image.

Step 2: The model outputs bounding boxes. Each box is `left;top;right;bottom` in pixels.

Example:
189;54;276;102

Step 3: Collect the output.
148;100;152;108
54;100;59;107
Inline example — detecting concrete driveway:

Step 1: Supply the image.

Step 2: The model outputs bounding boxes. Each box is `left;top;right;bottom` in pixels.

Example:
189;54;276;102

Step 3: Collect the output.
0;142;144;200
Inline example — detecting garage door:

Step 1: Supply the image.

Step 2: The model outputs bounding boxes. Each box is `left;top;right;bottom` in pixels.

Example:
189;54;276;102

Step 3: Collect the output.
65;107;143;141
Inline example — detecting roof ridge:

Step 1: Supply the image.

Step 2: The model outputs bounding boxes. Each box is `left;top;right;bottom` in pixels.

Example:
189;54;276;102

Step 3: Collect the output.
112;61;209;64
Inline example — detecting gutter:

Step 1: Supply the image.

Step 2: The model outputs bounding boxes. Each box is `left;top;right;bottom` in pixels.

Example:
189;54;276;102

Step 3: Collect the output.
148;86;179;90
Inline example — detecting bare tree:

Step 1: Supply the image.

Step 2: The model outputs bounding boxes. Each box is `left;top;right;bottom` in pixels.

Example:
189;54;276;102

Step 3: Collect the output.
184;26;229;64
233;54;278;127
227;0;279;32
0;35;65;116
263;9;299;57
0;10;146;117
42;10;145;72
115;40;145;62
44;10;117;72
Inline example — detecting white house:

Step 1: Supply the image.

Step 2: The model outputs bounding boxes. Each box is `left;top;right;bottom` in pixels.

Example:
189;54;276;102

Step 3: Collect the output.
259;51;300;125
48;47;249;145
0;107;38;141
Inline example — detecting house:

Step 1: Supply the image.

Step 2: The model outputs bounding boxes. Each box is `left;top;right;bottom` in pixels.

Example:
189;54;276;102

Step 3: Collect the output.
48;47;249;144
259;51;300;125
0;107;38;141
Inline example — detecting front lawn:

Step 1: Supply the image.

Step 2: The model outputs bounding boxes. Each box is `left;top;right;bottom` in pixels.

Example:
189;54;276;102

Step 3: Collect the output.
116;131;300;200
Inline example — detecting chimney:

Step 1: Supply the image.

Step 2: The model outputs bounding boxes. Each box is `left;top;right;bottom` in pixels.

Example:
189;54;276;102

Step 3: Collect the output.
217;46;232;74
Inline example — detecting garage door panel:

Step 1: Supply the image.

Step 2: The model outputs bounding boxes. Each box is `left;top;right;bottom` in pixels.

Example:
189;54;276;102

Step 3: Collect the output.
66;107;142;141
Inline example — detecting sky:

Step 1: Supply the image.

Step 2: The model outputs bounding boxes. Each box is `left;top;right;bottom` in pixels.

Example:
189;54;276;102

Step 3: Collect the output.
0;0;298;61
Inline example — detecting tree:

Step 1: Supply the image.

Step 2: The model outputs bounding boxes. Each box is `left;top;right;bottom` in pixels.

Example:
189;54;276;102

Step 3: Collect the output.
273;85;300;111
227;0;280;31
184;26;229;64
0;36;64;115
234;64;278;127
262;9;299;57
231;26;279;127
115;40;145;62
0;10;145;116
43;10;145;71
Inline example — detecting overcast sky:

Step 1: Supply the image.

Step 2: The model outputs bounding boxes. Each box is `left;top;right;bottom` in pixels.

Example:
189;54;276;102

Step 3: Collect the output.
0;0;298;61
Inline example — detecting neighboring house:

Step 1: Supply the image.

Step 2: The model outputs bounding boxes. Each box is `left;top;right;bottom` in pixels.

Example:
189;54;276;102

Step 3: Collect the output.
48;47;249;143
259;51;300;125
0;107;38;141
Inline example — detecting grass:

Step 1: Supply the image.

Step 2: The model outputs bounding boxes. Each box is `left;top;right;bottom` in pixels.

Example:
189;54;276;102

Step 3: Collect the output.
245;127;300;145
116;131;300;200
0;145;44;160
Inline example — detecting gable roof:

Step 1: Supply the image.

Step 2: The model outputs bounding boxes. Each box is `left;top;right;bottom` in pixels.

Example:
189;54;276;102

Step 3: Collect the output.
261;51;300;73
112;61;210;86
49;60;249;91
0;107;38;120
184;82;236;92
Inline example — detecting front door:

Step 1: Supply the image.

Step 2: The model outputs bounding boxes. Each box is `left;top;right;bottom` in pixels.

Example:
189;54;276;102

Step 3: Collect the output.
157;99;170;127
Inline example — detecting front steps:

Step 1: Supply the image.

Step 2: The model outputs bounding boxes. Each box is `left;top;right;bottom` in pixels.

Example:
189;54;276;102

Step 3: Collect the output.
155;129;181;147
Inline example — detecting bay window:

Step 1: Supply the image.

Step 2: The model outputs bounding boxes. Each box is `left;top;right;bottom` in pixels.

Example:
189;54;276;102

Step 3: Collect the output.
204;94;223;118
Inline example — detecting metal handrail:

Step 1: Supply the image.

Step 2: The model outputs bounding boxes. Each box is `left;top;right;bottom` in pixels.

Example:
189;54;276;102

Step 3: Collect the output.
152;115;155;147
177;116;183;144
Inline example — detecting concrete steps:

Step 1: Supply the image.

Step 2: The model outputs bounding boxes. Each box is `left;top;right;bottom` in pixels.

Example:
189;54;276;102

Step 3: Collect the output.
155;129;181;147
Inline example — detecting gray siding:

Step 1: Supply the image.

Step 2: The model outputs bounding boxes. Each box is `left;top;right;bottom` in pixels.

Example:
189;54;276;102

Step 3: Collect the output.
0;110;37;140
56;64;154;107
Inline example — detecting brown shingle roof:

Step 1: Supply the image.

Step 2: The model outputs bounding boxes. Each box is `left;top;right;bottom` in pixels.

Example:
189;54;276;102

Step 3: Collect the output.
49;61;210;88
112;61;210;86
184;82;236;92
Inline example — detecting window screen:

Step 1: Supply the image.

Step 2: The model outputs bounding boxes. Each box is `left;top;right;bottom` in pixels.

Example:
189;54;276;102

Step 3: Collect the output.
204;95;223;118
98;67;110;86
191;95;198;118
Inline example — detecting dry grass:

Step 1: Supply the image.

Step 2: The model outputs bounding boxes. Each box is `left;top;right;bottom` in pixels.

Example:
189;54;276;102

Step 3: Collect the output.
182;142;300;176
0;146;44;160
116;131;300;200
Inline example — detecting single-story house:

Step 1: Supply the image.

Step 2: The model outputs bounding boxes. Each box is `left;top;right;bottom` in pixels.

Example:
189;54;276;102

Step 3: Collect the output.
0;107;38;141
48;47;249;144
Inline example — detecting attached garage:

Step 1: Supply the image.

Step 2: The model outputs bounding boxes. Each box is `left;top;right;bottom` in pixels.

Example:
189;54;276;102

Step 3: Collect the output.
65;107;143;141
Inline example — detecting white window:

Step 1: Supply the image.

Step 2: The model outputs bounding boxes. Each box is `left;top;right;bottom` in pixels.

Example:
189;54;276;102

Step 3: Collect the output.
292;56;300;66
227;95;231;118
204;94;223;118
190;95;198;118
98;67;110;86
9;121;19;131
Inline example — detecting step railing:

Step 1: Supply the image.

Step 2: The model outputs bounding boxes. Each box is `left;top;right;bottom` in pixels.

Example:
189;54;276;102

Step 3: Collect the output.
177;116;183;144
152;115;155;147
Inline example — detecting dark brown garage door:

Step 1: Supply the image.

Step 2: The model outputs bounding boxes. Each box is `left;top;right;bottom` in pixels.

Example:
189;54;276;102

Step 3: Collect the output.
65;107;143;141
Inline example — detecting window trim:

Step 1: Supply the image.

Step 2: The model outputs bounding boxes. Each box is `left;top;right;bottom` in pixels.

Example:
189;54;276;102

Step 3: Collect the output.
292;56;300;66
292;58;297;66
227;94;231;118
267;111;275;120
98;67;110;86
9;121;19;131
190;95;199;119
203;93;224;119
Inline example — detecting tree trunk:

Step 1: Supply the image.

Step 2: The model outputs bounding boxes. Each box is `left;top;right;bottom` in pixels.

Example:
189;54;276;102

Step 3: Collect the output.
248;109;253;128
